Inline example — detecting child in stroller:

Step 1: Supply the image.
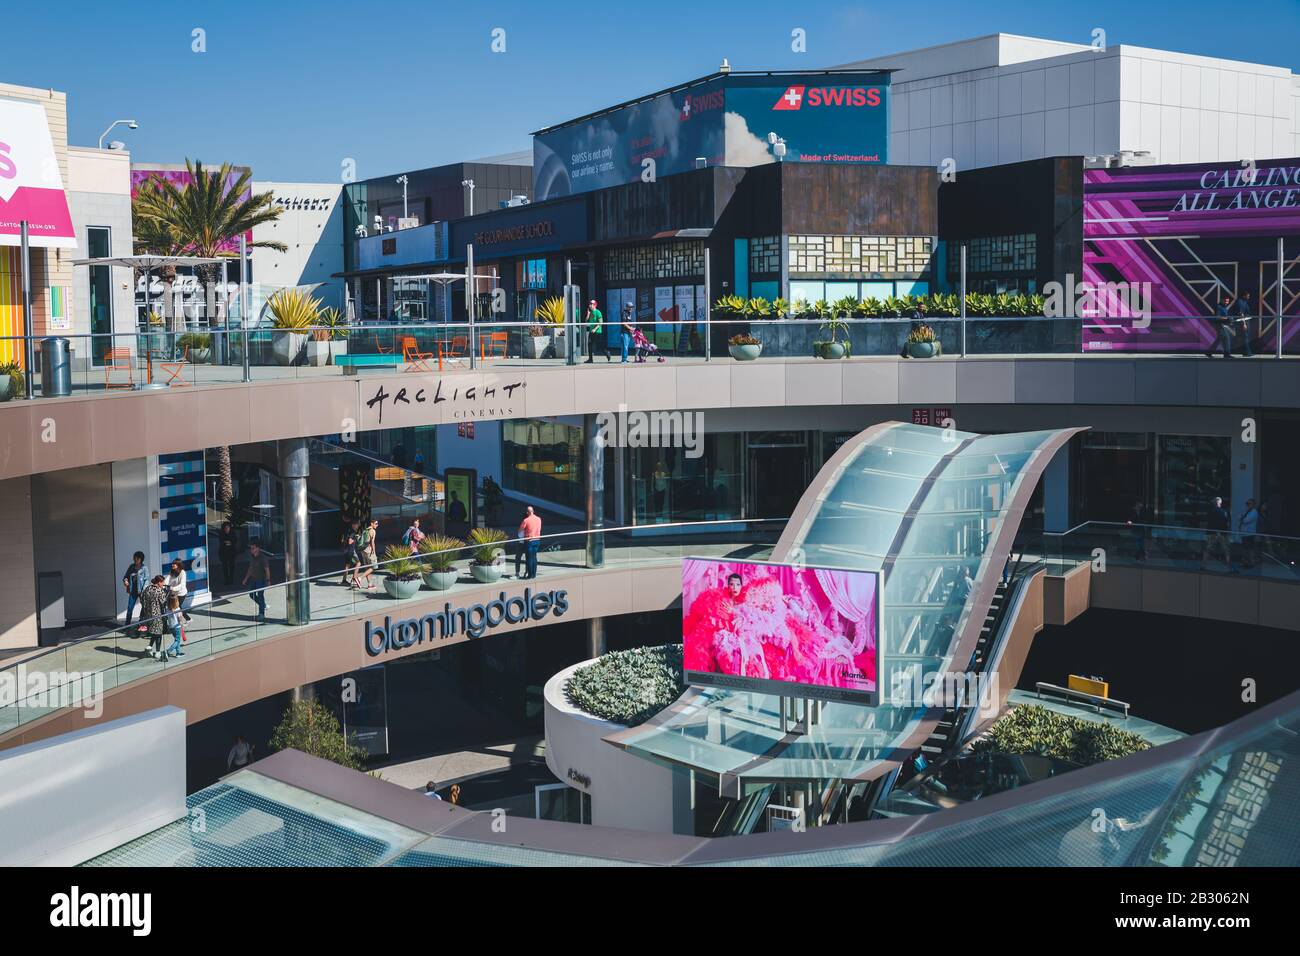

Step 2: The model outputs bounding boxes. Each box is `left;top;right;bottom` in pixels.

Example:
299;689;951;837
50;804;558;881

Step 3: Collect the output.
630;325;665;363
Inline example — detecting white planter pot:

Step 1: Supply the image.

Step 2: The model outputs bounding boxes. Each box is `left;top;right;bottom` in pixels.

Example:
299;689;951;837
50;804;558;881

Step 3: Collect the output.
471;563;503;585
523;336;550;359
272;331;306;366
305;340;332;367
422;569;459;591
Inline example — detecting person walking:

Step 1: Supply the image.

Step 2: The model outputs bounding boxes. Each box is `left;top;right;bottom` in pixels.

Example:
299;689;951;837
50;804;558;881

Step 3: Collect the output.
1238;498;1261;569
584;299;609;363
121;551;149;631
412;447;425;474
341;524;362;588
218;521;238;588
1128;500;1148;563
167;558;193;624
620;302;635;364
402;517;426;549
1233;290;1255;357
483;477;504;527
241;542;272;622
1206;296;1234;359
164;594;186;659
356;519;379;590
1200;495;1232;569
518;505;543;580
140;574;169;659
227;735;254;772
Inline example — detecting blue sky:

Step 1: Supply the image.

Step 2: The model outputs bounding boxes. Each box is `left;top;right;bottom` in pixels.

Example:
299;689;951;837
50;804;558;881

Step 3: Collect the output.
4;0;1298;182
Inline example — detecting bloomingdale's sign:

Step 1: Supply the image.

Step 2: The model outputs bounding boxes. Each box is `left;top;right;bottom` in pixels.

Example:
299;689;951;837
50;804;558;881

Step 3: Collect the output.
364;587;570;656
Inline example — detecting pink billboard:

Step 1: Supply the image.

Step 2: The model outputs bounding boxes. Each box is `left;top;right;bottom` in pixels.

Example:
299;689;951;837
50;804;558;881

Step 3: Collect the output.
682;557;880;704
0;99;75;249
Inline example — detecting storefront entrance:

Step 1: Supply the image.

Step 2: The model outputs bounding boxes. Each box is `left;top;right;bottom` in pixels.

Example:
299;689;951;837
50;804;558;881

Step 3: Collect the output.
746;433;810;519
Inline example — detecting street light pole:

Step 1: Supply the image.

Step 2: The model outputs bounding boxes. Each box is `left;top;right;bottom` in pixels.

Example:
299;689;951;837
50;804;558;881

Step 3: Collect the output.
97;119;138;150
20;222;34;399
462;179;475;216
396;175;409;220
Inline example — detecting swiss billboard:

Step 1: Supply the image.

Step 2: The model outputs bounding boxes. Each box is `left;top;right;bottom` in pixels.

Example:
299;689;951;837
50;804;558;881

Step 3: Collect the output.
533;73;889;201
0;98;75;248
1082;159;1300;353
682;557;880;706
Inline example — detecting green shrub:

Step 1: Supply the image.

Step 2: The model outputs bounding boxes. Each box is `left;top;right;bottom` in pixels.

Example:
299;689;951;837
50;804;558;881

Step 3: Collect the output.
467;526;507;565
380;544;422;581
269;699;366;770
566;644;685;725
972;704;1152;767
418;535;464;572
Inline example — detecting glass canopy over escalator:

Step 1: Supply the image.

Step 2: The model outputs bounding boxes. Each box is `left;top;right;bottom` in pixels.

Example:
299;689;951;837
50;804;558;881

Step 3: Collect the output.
608;422;1083;788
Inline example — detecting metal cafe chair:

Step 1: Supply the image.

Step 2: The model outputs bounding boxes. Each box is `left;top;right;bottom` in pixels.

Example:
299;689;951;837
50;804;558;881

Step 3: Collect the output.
104;347;135;389
480;331;509;361
159;346;192;387
400;336;435;373
437;335;469;371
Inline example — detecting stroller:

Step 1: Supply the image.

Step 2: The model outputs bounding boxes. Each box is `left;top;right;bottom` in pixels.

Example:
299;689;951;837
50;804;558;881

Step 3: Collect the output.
630;325;665;363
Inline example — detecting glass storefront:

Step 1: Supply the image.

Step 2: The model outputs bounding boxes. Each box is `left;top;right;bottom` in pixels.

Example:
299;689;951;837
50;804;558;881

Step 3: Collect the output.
1073;431;1231;527
503;419;584;512
627;433;743;524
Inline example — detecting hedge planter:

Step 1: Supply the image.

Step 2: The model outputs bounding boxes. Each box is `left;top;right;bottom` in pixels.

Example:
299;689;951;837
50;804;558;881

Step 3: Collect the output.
422;569;459;591
906;341;941;359
470;562;503;585
814;341;847;360
383;578;422;600
728;343;762;361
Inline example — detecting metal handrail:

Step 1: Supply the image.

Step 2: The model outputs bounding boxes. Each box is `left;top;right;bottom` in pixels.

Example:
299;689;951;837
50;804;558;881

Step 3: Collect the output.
0;516;783;678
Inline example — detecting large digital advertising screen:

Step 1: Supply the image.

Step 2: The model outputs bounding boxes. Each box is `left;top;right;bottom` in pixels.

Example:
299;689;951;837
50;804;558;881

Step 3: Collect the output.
1082;159;1300;353
682;557;880;705
0;98;75;249
533;72;890;201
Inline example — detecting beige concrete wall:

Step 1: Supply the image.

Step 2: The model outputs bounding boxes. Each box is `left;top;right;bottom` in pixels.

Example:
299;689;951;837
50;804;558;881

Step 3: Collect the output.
1;355;1298;483
31;463;117;621
1090;565;1300;632
0;477;37;648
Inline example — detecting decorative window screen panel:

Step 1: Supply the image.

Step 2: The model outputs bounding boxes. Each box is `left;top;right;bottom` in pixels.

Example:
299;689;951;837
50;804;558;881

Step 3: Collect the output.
946;233;1037;280
602;241;705;281
749;236;782;275
789;235;933;276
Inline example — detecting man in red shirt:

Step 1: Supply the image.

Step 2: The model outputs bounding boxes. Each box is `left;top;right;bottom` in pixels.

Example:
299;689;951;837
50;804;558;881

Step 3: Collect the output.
518;506;543;579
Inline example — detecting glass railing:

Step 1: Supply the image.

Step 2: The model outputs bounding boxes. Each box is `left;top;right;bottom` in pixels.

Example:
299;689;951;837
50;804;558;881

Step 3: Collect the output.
1030;520;1300;580
3;314;1296;400
0;517;784;735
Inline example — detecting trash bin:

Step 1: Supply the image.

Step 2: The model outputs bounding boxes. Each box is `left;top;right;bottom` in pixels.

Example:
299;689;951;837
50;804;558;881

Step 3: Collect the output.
40;336;72;397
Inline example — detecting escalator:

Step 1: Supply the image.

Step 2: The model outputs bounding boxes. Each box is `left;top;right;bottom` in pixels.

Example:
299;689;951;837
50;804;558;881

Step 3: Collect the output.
708;784;775;837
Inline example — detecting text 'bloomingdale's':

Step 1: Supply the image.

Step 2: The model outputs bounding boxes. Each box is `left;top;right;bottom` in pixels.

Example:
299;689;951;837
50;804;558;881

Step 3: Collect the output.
365;587;569;656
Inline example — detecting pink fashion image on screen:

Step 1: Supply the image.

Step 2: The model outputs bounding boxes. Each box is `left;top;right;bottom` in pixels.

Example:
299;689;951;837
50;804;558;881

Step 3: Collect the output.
682;558;878;693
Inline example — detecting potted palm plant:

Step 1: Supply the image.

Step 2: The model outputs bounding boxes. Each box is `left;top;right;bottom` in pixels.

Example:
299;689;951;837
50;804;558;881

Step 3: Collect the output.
418;535;464;590
530;295;566;358
177;332;212;363
468;527;508;584
267;288;321;366
381;544;424;600
728;332;762;361
905;323;942;358
0;361;23;402
815;304;855;359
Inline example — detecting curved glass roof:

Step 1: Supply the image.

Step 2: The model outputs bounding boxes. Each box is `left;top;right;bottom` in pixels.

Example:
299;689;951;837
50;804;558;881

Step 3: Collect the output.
610;422;1082;786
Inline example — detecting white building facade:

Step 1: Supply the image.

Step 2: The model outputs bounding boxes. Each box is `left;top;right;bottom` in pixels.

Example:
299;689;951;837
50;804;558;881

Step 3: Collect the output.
251;182;344;309
841;33;1300;170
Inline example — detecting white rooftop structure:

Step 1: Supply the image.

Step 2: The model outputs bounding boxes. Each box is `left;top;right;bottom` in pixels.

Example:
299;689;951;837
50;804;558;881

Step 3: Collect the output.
838;32;1300;169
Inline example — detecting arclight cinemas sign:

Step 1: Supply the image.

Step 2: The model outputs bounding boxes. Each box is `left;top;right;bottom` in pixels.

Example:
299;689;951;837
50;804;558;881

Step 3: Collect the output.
365;587;570;656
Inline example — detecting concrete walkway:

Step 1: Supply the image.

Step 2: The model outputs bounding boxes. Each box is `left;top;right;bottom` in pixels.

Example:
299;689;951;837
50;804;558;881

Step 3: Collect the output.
0;534;770;734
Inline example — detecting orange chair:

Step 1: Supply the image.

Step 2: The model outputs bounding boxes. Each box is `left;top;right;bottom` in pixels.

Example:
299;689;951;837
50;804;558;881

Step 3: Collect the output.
159;346;191;387
372;333;394;355
480;331;509;361
437;335;468;370
401;336;435;373
104;348;134;389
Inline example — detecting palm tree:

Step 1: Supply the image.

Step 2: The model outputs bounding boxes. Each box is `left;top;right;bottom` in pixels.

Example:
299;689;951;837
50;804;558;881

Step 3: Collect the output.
133;161;287;523
130;192;184;332
132;159;287;323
